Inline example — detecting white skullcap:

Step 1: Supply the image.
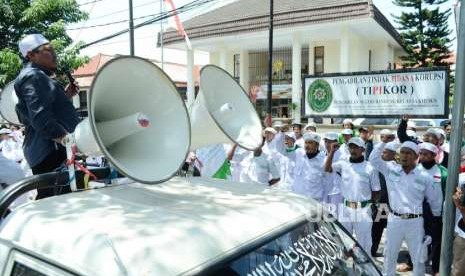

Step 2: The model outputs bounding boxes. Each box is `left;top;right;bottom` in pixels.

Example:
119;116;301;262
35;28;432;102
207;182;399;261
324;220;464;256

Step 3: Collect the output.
419;142;437;155
342;118;353;125
0;128;12;135
272;121;284;128
284;132;296;140
323;132;339;141
385;141;401;152
407;120;416;129
406;129;416;137
303;132;321;143
348;137;366;149
341;129;353;135
263;127;277;135
380;129;394;136
401;141;419;155
436;128;446;138
425;128;441;139
18;34;50;57
305;122;316;130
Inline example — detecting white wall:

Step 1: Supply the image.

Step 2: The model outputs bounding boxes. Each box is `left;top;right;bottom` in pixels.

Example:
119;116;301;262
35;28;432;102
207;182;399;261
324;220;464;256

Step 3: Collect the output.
311;40;340;74
370;41;391;70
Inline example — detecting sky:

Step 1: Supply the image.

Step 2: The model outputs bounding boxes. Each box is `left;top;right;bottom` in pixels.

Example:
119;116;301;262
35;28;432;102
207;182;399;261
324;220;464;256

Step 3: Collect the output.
67;0;459;65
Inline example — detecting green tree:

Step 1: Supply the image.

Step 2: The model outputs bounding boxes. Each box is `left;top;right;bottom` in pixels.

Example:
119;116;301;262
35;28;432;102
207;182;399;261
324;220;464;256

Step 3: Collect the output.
0;0;89;87
392;0;452;67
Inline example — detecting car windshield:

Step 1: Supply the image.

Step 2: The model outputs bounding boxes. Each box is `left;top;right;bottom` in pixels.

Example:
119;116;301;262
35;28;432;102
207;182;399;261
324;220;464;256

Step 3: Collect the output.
204;218;381;275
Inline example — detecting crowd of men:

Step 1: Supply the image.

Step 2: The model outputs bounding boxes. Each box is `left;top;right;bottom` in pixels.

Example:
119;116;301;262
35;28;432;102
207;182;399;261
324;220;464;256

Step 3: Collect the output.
1;33;465;276
188;118;464;276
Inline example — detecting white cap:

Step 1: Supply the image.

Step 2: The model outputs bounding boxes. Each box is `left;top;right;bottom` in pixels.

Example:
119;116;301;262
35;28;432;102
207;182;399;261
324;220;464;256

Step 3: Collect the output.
342;118;353;125
272;121;284;128
407;120;416;129
19;34;50;57
380;129;394;136
304;122;316;130
0;128;12;135
419;142;437;155
400;141;419;155
323;132;339;141
284;132;296;140
263;127;277;135
436;128;446;139
341;129;353;135
303;132;321;143
348;137;366;149
425;128;441;139
406;129;416;137
385;141;401;152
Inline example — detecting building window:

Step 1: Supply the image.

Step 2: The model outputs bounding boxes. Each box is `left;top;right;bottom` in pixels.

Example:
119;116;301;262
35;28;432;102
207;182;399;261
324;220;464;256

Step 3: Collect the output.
368;50;372;71
247;47;309;119
314;46;324;74
233;54;240;80
79;90;87;109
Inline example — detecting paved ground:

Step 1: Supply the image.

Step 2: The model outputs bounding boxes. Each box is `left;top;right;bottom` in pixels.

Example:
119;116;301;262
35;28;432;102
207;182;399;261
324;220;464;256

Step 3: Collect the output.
373;231;434;276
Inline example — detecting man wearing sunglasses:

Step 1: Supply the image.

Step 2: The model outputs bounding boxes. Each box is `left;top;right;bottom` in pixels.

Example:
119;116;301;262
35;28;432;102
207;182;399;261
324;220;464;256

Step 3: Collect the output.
13;34;80;199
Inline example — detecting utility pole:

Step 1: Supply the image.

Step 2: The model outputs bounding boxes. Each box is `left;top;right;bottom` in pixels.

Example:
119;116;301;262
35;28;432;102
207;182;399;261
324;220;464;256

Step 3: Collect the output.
440;1;464;275
266;0;274;127
129;0;135;56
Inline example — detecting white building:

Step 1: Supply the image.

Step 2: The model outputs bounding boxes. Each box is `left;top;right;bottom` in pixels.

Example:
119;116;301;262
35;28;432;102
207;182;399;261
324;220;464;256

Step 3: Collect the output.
160;0;405;122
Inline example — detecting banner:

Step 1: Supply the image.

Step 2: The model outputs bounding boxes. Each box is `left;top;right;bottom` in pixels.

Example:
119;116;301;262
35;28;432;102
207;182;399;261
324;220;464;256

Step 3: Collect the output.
303;68;449;118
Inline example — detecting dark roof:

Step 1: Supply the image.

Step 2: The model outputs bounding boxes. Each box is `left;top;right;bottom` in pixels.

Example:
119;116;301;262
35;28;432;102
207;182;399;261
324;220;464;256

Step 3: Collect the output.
160;0;403;48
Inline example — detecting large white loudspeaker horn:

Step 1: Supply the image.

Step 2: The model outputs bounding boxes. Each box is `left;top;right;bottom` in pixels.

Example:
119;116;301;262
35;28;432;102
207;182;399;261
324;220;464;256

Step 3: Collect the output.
190;65;263;150
0;81;21;125
72;56;190;184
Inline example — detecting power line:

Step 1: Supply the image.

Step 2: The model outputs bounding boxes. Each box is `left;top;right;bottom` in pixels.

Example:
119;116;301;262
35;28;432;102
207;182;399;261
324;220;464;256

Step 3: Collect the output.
67;12;163;30
83;34;156;48
78;0;107;6
78;0;217;49
84;0;158;21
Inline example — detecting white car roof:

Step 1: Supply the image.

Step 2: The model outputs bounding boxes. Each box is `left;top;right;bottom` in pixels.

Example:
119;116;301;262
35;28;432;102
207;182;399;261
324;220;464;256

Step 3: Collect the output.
0;177;317;276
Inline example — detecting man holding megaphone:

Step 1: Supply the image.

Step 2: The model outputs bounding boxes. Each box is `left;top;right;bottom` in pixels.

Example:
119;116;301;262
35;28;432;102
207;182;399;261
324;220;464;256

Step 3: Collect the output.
13;34;80;199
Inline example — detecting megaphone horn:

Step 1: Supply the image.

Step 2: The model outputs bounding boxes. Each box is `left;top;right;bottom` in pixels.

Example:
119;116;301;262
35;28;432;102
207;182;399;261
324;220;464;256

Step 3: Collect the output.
189;65;263;151
71;56;190;184
74;112;150;156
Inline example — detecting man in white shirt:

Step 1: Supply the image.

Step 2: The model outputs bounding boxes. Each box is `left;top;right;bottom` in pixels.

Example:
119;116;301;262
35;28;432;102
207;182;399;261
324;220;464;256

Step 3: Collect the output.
275;132;299;189
0;154;27;211
370;140;400;257
417;142;446;275
291;132;326;201
240;143;280;186
322;132;342;215
304;122;317;133
0;129;23;163
262;127;278;154
339;128;353;160
370;141;443;276
453;174;465;276
292;123;305;148
325;137;380;254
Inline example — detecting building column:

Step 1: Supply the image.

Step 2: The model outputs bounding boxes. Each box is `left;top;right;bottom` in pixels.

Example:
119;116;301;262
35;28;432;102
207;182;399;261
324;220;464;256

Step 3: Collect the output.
239;50;249;93
308;41;314;75
186;48;195;108
219;49;228;70
340;25;350;72
292;33;302;123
